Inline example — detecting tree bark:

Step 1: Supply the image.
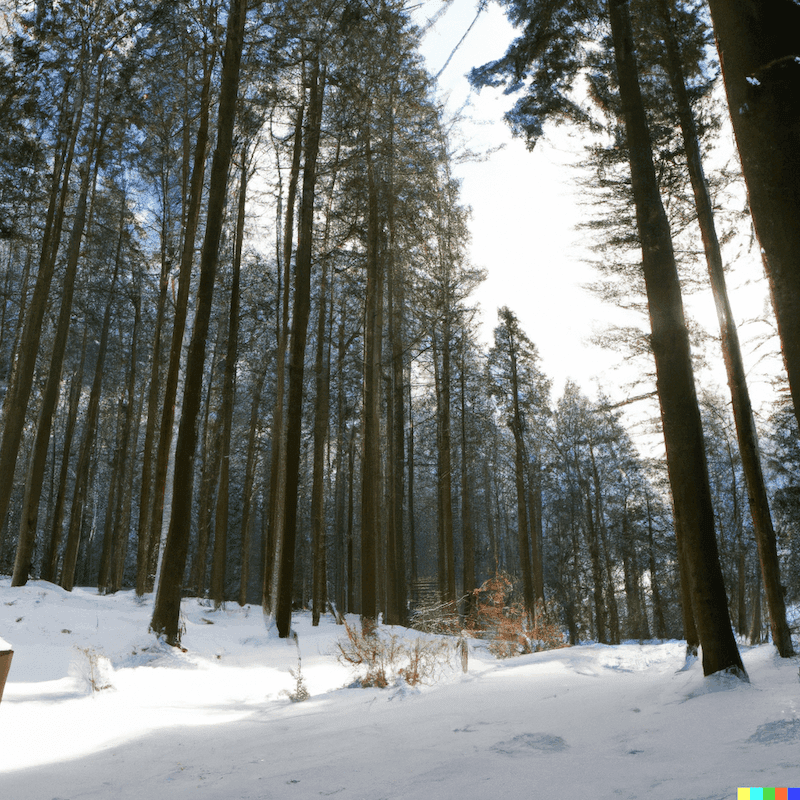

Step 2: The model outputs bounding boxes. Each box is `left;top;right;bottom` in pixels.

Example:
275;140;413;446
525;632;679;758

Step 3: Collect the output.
150;0;247;644
331;293;349;619
440;323;456;605
61;209;124;591
704;0;800;428
407;382;418;587
526;453;545;606
41;330;87;583
459;349;476;623
584;484;607;643
645;493;668;639
210;156;247;609
135;238;170;595
381;93;408;627
145;52;215;595
657;0;793;658
263;99;304;611
608;0;745;677
190;345;224;596
110;320;144;593
237;359;268;606
0;69;85;548
310;239;331;626
509;341;535;620
590;443;620;643
360;109;382;630
275;58;326;638
11;110;106;586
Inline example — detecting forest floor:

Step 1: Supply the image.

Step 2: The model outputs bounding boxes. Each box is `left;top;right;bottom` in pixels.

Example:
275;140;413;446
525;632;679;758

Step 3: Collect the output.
0;577;798;799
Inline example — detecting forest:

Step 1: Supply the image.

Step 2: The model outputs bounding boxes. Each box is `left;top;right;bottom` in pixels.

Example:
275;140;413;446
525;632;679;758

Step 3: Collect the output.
0;0;799;687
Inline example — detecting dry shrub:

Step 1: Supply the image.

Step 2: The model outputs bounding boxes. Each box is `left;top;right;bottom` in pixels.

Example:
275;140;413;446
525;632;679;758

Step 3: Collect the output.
529;601;566;652
398;637;454;686
336;621;400;688
281;631;310;702
73;647;113;692
409;598;462;636
470;572;565;658
336;621;454;688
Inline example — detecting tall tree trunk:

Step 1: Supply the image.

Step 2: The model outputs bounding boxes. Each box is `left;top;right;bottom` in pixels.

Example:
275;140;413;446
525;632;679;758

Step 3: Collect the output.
150;0;247;644
736;533;747;636
134;66;190;596
621;511;643;640
191;345;224;597
704;0;800;427
98;388;125;591
346;428;356;614
484;458;498;575
238;359;268;606
309;137;341;625
674;513;700;655
274;58;326;638
61;210;123;591
407;382;418;587
584;486;607;643
310;245;331;627
41;330;87;583
608;0;745;678
526;453;545;606
360;109;383;630
439;322;456;605
145;53;216;595
11;112;107;586
210;156;247;609
331;291;350;619
749;572;763;645
382;95;407;627
110;330;144;593
645;493;667;639
633;547;650;639
459;351;476;622
107;269;144;591
135;243;170;594
509;347;535;620
0;70;86;548
589;443;620;643
657;0;793;658
263;100;305;611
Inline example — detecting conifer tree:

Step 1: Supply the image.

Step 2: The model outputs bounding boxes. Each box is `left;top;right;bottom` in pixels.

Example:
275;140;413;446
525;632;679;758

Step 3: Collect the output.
704;1;800;430
472;0;745;677
488;308;550;618
151;0;247;644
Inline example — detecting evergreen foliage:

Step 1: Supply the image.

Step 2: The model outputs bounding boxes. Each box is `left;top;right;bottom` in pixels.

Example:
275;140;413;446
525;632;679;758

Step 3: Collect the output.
0;0;794;674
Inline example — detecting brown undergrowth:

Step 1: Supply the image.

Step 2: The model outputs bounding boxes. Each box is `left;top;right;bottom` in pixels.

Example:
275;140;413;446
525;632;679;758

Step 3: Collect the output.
336;621;454;688
469;572;565;658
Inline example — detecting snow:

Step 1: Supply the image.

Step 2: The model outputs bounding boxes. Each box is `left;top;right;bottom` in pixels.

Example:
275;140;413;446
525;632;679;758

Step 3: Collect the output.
0;579;798;799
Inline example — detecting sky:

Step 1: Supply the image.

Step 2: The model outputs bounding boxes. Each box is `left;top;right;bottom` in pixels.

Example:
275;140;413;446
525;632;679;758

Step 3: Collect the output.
414;0;638;402
411;0;784;421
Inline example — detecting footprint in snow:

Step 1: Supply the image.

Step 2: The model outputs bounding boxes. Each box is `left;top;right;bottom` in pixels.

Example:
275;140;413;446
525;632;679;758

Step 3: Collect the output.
747;718;800;745
491;733;568;755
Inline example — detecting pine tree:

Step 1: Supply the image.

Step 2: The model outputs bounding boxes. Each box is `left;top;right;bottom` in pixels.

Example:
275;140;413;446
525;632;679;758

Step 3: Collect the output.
472;0;746;677
151;0;248;644
704;1;800;430
488;308;550;618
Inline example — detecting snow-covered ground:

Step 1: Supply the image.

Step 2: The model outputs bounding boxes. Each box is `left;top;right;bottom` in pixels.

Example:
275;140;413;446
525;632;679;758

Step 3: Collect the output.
0;578;798;799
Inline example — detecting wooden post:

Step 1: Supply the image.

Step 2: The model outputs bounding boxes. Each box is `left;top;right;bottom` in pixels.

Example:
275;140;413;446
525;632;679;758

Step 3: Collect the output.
0;640;12;704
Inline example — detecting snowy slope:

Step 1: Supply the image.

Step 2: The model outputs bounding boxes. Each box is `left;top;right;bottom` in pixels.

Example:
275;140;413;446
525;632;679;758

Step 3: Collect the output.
0;578;798;799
